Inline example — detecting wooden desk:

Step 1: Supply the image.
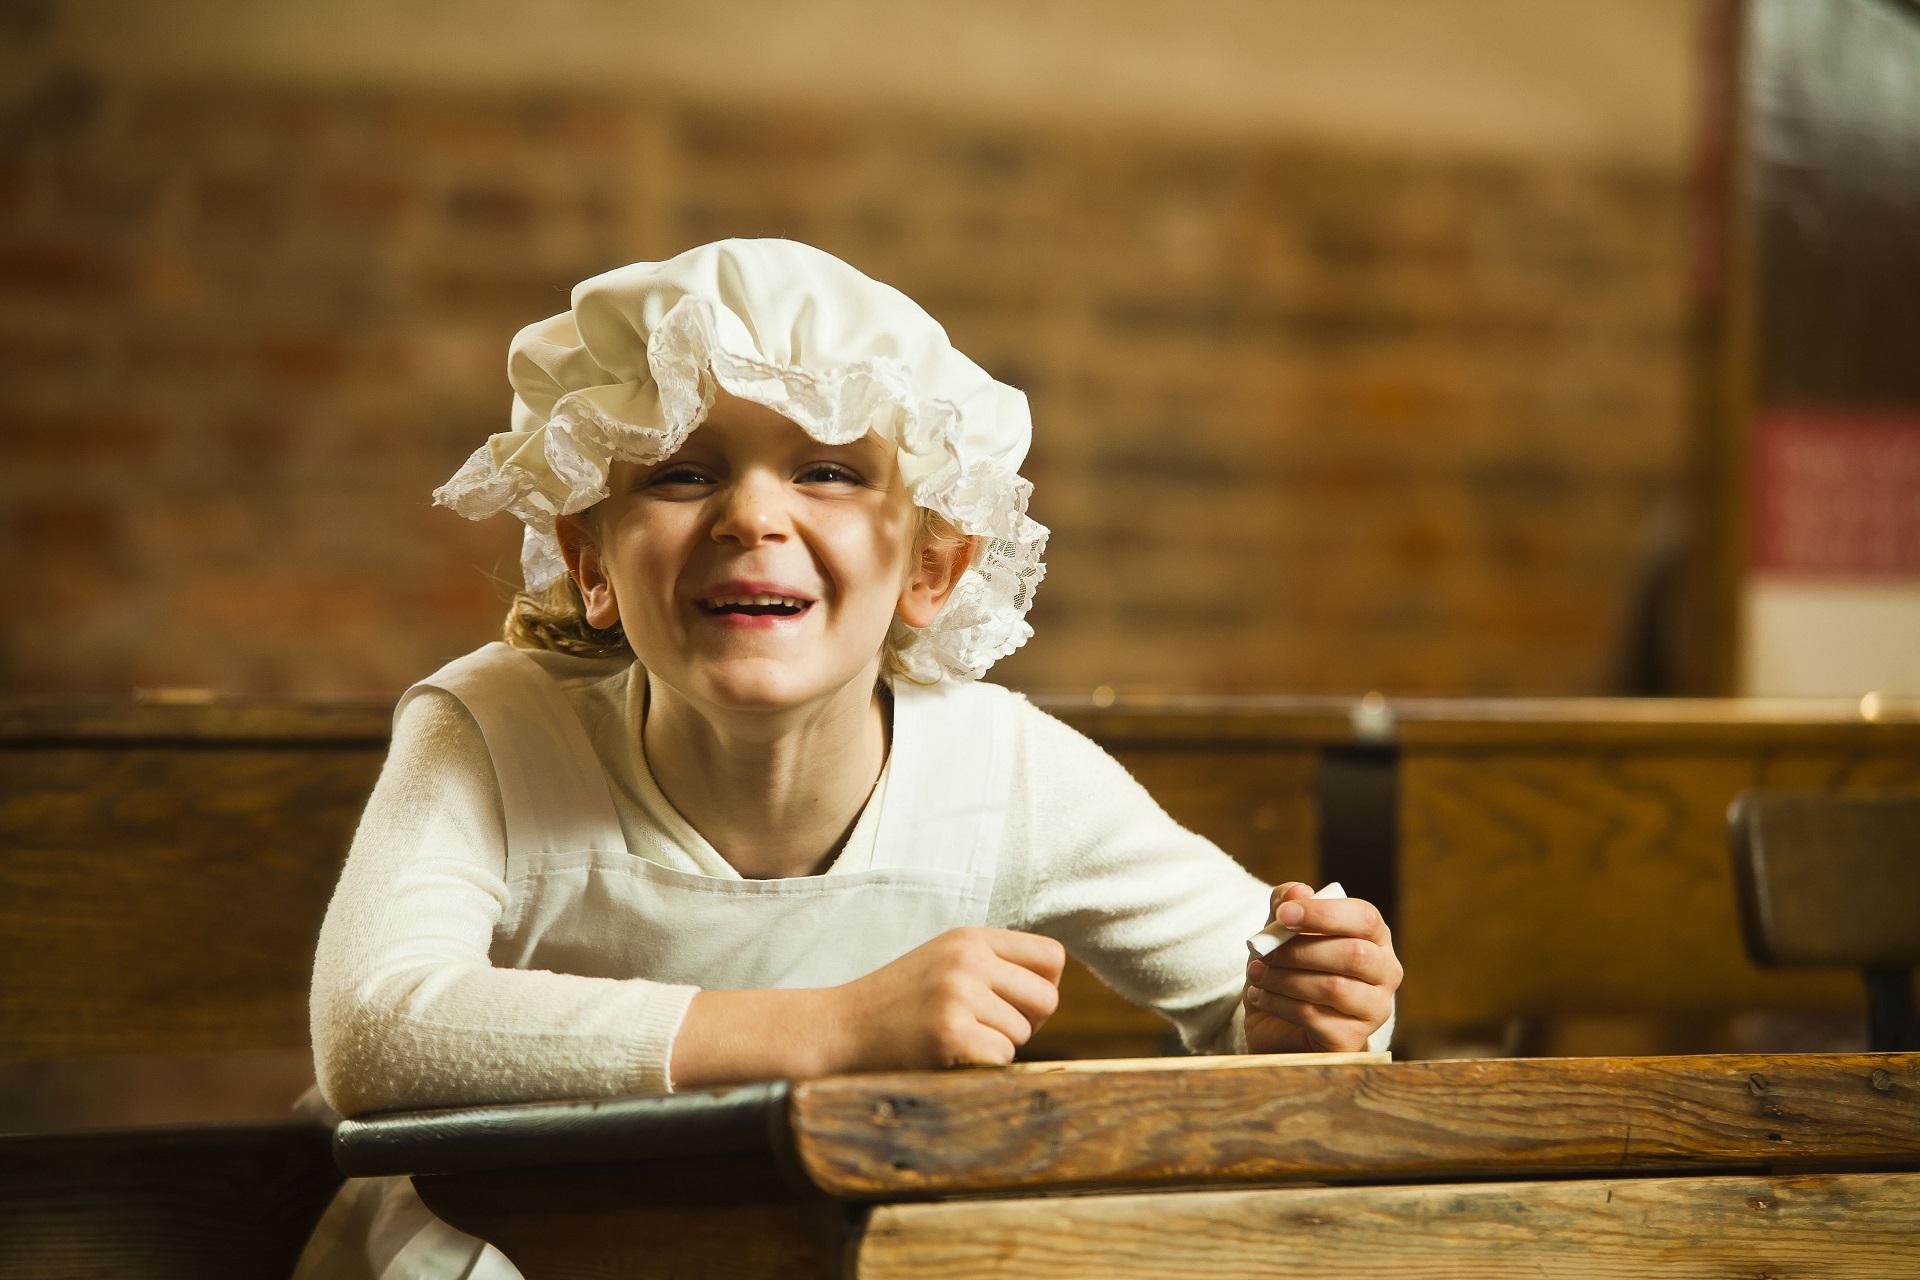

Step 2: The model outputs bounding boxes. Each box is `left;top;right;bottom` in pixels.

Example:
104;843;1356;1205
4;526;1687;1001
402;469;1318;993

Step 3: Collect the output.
336;1052;1920;1278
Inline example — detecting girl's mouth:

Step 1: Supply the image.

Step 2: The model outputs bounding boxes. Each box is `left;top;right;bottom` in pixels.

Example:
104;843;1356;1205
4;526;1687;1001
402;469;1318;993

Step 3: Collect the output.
696;594;814;626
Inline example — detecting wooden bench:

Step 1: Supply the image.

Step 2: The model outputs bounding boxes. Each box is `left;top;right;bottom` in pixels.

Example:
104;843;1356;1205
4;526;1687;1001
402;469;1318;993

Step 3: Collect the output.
4;693;1915;1081
1065;695;1920;1056
0;1123;339;1280
329;1050;1920;1278
0;698;374;1278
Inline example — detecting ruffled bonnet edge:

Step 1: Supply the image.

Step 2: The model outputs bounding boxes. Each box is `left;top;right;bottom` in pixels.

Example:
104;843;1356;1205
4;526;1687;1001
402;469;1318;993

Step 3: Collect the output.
432;294;1048;683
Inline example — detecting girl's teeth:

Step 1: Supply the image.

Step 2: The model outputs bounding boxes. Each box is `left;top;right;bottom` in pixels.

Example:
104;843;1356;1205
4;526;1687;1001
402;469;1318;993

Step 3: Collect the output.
708;594;805;607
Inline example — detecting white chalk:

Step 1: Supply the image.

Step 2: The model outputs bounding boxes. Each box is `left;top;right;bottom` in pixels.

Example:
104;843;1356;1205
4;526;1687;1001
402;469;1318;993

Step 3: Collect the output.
1246;881;1346;959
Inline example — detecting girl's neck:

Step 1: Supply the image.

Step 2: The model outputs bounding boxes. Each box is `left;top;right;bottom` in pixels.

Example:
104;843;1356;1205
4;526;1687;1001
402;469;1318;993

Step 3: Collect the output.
638;668;890;879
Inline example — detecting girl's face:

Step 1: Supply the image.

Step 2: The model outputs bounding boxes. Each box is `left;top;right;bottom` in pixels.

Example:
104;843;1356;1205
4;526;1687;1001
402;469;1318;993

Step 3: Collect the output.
561;388;953;718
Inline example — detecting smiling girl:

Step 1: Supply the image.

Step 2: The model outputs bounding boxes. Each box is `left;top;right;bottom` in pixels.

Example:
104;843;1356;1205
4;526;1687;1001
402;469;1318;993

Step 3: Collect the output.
296;239;1401;1278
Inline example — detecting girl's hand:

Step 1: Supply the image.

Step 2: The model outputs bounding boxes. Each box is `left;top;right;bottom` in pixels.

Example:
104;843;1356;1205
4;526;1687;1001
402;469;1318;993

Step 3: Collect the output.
1243;881;1402;1054
824;927;1065;1072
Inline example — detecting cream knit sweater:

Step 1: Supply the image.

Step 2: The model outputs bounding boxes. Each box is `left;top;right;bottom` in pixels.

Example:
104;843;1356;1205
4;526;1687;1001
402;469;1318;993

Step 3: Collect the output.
310;654;1388;1118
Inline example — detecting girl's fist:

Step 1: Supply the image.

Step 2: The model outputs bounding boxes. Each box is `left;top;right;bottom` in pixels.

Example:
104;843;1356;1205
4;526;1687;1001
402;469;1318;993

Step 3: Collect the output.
1243;882;1402;1054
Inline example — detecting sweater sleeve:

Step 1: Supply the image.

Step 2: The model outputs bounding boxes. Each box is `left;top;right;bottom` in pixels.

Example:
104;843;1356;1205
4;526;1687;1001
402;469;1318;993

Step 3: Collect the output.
308;687;699;1117
994;697;1393;1057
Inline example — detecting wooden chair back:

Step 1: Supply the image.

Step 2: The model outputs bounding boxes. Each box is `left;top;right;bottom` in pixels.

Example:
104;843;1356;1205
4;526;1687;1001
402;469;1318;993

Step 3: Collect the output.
1728;790;1920;1050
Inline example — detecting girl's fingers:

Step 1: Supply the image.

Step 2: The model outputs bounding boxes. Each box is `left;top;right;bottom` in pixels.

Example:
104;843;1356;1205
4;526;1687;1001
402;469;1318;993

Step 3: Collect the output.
991;959;1063;1028
1268;882;1312;913
951;1021;1020;1067
1269;896;1391;944
1243;988;1374;1053
970;988;1036;1052
1248;934;1402;987
1246;964;1390;1022
982;928;1068;983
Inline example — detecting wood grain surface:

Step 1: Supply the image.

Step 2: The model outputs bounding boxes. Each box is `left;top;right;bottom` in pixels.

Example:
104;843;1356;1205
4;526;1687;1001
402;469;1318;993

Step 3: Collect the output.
8;693;1912;747
0;1122;340;1280
0;697;391;744
789;1052;1920;1199
0;1049;318;1131
1007;1050;1383;1074
415;1156;849;1280
1398;744;1920;1029
852;1171;1920;1279
0;745;378;1058
351;1052;1920;1278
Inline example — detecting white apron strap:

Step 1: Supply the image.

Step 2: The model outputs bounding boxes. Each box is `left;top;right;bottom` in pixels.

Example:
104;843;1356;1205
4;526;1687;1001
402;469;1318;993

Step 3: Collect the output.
396;642;624;858
870;680;1017;887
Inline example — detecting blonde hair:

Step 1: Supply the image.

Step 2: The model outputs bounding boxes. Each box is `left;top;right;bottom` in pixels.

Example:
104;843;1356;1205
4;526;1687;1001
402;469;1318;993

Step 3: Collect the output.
502;506;972;685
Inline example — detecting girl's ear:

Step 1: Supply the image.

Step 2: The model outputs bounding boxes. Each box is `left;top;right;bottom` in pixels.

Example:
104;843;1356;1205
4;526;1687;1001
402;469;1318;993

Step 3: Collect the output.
897;531;977;629
555;514;621;629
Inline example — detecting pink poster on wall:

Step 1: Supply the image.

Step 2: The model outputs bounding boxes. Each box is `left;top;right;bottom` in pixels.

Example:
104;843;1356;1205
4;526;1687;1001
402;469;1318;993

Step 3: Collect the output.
1750;413;1920;578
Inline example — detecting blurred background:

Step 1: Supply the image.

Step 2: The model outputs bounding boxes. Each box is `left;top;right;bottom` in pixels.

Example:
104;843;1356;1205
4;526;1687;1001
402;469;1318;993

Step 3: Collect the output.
0;0;1911;700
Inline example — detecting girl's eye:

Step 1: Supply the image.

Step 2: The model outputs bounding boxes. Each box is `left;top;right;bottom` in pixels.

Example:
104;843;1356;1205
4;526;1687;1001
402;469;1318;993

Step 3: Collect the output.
799;463;863;485
648;465;715;487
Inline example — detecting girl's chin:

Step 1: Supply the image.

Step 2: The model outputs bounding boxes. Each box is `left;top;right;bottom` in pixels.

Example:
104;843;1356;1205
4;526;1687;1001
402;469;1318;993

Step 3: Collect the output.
679;661;875;715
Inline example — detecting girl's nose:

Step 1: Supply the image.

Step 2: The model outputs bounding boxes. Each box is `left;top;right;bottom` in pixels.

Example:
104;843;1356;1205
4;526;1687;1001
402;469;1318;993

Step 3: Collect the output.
709;473;791;545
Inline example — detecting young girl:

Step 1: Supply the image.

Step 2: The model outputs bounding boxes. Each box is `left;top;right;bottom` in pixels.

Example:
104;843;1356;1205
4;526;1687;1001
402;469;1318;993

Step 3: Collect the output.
294;238;1401;1278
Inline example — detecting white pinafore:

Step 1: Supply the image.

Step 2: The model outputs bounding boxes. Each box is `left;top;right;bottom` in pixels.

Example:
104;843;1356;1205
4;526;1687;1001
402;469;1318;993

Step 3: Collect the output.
295;642;1015;1279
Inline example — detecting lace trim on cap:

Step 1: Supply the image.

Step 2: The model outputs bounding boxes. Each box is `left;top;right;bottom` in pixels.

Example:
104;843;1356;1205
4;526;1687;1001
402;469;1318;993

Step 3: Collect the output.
433;296;1047;682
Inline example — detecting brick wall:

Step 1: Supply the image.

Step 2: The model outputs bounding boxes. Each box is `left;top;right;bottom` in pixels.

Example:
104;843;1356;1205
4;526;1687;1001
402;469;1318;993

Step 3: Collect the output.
0;82;1687;698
